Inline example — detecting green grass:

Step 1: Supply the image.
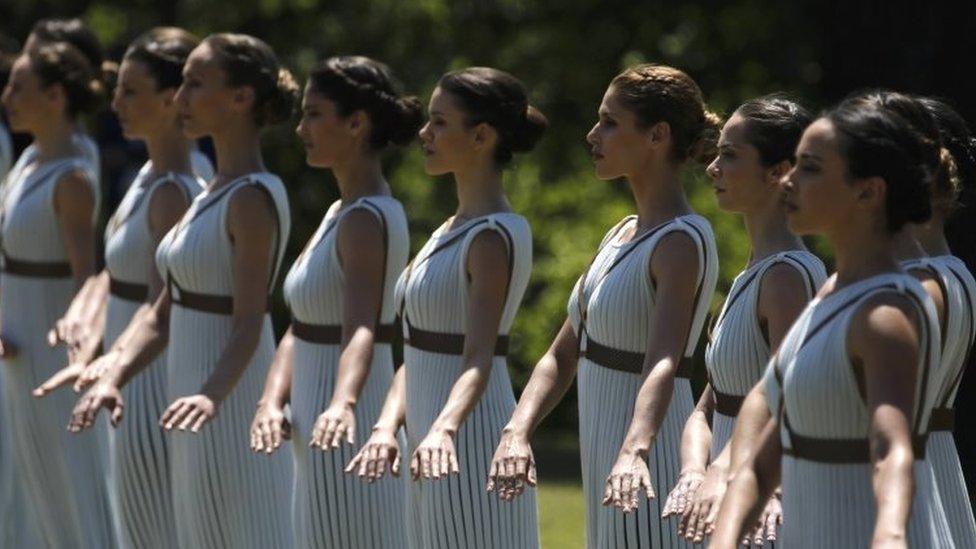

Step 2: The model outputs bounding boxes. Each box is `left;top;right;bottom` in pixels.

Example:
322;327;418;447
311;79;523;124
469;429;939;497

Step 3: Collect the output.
538;481;585;548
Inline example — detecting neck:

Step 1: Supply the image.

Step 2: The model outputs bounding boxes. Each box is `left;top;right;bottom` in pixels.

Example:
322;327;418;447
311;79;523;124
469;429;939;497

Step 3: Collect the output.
912;216;953;257
210;124;265;186
32;116;77;162
743;201;805;265
332;152;390;202
144;122;193;177
627;163;692;229
453;160;510;220
829;224;901;288
890;226;927;262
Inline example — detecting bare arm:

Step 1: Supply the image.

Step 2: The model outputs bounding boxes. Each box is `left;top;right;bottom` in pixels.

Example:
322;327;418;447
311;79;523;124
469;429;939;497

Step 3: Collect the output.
251;328;295;454
661;385;713;517
160;185;276;432
410;229;510;480
54;170;97;290
604;232;700;512
311;209;387;450
849;294;923;547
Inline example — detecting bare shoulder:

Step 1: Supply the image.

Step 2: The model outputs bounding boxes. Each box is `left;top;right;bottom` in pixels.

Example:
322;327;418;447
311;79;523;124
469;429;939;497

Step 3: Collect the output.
227;184;276;225
650;230;699;279
338;208;384;244
54;169;93;201
467;229;509;275
148;179;190;212
759;262;810;305
849;291;921;355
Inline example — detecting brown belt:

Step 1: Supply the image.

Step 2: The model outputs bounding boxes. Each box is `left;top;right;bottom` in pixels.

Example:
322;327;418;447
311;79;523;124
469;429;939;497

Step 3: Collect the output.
581;338;693;378
109;278;149;302
1;255;71;278
783;433;928;463
928;407;954;432
713;388;745;417
292;320;396;345
168;280;269;315
405;324;508;356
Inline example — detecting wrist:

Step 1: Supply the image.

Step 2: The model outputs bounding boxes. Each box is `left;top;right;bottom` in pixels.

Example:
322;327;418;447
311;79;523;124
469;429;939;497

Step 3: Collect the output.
621;437;652;458
501;423;530;440
328;397;356;411
200;385;227;405
429;423;457;438
679;464;706;476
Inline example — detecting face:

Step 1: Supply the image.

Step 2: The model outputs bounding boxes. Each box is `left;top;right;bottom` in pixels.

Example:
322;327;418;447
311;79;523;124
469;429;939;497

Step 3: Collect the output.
706;113;781;213
173;43;241;139
295;85;364;168
1;55;57;134
586;86;659;180
781;118;861;236
112;58;177;140
417;86;483;176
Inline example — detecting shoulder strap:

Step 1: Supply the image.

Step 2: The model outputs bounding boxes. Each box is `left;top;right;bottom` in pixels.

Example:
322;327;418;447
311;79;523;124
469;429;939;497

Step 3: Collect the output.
938;261;976;407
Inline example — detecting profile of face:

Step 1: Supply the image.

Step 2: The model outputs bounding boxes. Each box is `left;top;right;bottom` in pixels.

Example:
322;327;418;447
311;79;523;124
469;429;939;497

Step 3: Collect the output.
1;55;60;134
173;43;248;139
586;85;666;181
706;113;785;214
418;86;494;176
295;85;366;169
781;118;863;236
112;58;177;140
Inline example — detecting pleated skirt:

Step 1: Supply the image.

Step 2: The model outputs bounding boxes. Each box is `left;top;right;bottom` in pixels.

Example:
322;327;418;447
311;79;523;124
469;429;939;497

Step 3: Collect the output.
577;359;695;549
167;306;293;549
928;431;976;548
105;295;176;549
0;275;116;549
290;339;407;548
404;346;539;549
780;457;954;547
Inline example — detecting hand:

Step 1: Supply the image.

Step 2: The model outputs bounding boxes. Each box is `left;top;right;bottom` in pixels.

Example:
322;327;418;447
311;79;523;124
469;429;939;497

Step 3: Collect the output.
345;426;401;483
744;492;782;545
486;429;537;501
602;449;655;513
661;468;705;518
250;401;291;455
160;394;218;433
0;334;18;359
309;403;356;450
410;428;460;481
68;382;124;432
679;464;728;542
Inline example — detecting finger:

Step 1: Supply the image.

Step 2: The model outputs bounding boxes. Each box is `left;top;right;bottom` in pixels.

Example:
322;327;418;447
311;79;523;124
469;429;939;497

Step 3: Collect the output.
391;451;401;477
82;396;106;429
270;419;283;450
429;449;441;479
611;474;623;509
345;452;362;475
514;456;529;480
410;451;421;480
323;420;339;450
109;400;125;427
47;327;59;347
309;419;324;449
693;501;711;542
33;366;79;397
161;401;189;429
178;407;202;431
448;449;459;475
526;462;537;487
190;412;209;433
602;479;613;505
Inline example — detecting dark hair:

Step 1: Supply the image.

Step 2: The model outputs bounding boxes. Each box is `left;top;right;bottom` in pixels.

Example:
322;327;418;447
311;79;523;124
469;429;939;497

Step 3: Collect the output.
917;97;975;215
307;56;423;149
734;94;812;165
610;63;722;164
0;32;19;91
124;27;200;91
28;41;102;117
30;18;103;71
203;33;299;127
437;67;548;165
825;90;940;232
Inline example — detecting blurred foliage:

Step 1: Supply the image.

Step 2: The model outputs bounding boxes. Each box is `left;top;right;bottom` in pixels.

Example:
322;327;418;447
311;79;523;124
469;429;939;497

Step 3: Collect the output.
2;0;972;435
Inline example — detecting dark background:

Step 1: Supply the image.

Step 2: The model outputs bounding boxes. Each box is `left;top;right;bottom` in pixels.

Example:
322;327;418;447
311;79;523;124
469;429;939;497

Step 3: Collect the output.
2;0;974;492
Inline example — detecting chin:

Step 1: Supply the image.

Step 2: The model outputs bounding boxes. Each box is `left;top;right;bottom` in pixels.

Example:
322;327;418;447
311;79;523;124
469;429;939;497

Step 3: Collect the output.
423;159;449;176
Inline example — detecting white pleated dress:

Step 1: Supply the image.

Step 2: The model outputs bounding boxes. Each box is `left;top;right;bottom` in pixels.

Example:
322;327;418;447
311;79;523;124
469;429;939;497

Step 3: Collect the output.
104;163;206;549
0;154;117;548
283;196;409;548
903;255;976;548
569;214;719;549
398;213;538;549
0;122;11;180
763;272;954;548
705;251;827;453
155;172;294;549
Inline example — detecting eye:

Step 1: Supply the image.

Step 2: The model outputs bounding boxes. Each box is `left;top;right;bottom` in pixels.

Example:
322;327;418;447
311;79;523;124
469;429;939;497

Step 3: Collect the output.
719;149;736;159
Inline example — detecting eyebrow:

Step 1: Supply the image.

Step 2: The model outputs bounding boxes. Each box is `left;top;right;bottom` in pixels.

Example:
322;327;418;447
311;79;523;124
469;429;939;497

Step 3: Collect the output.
429;110;445;116
798;152;822;161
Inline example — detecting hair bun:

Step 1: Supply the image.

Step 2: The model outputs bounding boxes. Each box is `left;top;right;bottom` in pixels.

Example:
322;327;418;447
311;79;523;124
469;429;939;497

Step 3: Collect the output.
508;105;548;153
261;67;298;125
689;107;722;164
388;95;424;146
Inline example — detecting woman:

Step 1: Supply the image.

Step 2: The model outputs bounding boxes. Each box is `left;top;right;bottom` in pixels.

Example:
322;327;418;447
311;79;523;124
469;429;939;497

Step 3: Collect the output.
348;67;546;548
69;33;296;548
249;55;418;548
711;91;953;548
33;27;211;549
487;64;720;548
0;41;114;548
661;96;827;545
908;96;976;548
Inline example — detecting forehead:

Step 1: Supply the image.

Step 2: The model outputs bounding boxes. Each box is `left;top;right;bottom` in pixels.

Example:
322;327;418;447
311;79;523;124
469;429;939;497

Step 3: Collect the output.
184;43;219;74
719;112;749;143
599;86;627;114
9;55;35;79
118;58;153;82
428;86;462;114
798;118;837;152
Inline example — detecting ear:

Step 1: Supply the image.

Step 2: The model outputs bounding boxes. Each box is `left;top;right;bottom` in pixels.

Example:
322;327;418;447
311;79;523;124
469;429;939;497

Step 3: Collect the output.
854;175;887;211
765;159;793;188
43;82;65;107
472;122;497;152
231;85;255;115
647;121;672;149
347;109;368;137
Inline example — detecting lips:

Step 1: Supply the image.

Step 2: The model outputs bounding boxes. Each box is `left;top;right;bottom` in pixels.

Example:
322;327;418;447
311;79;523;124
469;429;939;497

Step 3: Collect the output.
590;151;604;161
782;199;798;212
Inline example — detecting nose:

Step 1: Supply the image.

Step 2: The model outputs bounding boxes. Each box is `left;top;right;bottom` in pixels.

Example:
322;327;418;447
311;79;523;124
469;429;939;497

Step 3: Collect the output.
585;123;599;147
295;116;306;138
418;121;431;142
706;157;720;180
780;166;796;192
110;87;122;114
173;83;187;108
